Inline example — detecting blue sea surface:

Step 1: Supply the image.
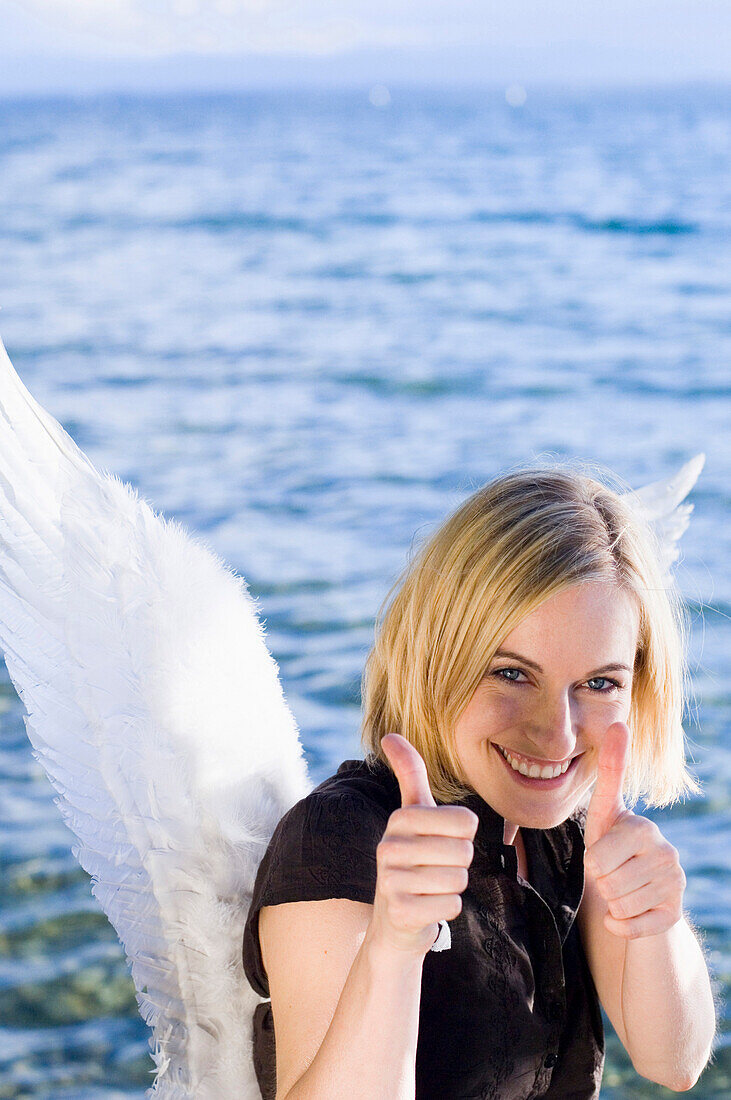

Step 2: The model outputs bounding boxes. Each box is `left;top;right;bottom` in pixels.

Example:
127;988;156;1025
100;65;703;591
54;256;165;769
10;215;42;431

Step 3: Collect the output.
0;85;728;1097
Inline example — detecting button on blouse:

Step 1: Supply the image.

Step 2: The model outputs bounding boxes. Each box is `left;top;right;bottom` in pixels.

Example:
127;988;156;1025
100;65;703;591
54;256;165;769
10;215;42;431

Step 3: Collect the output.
242;757;605;1099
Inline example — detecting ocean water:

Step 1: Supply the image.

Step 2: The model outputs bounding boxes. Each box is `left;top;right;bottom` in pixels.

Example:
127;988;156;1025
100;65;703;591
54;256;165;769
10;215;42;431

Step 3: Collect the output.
0;85;728;1097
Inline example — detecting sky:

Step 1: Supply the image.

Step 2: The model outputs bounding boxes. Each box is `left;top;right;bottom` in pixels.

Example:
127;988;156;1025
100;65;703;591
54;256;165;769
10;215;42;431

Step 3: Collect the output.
1;0;730;93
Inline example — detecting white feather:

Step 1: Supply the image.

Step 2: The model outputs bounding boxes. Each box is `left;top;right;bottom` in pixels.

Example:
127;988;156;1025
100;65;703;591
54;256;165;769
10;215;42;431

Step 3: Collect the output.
0;331;312;1098
620;452;705;581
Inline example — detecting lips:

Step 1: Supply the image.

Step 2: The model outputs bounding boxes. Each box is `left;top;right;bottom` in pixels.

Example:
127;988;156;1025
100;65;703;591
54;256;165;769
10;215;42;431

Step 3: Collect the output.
492;741;582;784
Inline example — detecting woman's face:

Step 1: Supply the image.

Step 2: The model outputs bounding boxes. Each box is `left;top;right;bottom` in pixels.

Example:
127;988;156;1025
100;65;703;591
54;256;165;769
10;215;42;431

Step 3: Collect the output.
453;578;639;833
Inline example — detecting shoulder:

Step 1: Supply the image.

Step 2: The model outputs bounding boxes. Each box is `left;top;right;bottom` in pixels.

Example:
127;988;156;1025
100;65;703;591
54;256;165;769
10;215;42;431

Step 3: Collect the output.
275;756;397;843
310;756;400;818
254;756;398;901
243;757;398;996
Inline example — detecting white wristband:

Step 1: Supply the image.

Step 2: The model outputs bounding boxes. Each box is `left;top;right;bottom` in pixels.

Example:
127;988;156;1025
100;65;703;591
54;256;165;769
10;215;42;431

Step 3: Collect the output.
430;919;451;952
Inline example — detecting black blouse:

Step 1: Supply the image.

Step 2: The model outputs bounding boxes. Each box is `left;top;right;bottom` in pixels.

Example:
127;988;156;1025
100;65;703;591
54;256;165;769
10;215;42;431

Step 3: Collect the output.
242;757;605;1100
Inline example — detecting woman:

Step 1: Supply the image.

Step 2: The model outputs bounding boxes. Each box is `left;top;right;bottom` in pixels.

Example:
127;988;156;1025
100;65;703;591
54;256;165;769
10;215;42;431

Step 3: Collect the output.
242;466;717;1099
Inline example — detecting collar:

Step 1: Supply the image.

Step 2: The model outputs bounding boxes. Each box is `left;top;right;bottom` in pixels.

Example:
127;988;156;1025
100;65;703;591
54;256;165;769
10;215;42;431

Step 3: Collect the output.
456;789;519;875
459;788;585;940
458;789;506;846
362;755;585;937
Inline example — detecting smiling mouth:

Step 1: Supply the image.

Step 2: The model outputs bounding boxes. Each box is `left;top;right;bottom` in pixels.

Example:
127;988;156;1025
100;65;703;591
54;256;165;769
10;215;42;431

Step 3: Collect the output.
494;742;580;780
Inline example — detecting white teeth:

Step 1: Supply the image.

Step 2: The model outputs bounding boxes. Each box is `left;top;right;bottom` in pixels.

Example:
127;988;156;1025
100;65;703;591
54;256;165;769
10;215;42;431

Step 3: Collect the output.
498;744;571;779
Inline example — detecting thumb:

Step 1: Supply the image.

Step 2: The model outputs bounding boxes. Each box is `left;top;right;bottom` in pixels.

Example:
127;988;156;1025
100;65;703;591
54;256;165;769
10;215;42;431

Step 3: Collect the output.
584;721;631;849
382;733;437;808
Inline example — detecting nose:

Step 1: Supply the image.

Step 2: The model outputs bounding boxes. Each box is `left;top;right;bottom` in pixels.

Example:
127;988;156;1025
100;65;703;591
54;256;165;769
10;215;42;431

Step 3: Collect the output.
524;691;578;762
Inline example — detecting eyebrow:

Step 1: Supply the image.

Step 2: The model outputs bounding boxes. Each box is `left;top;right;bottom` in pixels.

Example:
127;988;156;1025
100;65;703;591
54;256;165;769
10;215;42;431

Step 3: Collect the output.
493;650;633;677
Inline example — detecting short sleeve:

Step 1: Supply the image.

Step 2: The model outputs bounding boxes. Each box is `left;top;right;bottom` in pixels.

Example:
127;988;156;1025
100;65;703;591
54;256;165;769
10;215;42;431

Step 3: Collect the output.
243;788;388;997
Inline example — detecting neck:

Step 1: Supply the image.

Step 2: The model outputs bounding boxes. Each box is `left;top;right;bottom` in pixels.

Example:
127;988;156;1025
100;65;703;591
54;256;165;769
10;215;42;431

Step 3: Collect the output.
503;820;519;845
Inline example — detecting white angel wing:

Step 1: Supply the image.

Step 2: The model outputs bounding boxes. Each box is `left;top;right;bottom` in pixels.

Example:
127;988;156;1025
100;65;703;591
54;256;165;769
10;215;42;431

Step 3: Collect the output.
0;331;312;1098
620;453;705;582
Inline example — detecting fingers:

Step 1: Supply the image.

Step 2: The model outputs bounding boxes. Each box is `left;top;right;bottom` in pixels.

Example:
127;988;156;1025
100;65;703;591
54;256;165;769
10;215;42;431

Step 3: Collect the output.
386;891;466;929
373;736;479;954
380;863;470;897
584;721;631;849
587;830;685;919
603;875;683;922
387;805;479;839
378;833;475;867
584;814;665;878
603;906;684;940
374;821;475;952
584;813;687;941
382;732;437;808
378;821;477;888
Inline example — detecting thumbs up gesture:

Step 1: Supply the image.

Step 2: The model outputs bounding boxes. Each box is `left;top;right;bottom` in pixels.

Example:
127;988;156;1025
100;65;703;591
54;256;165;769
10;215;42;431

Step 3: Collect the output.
370;733;479;956
583;722;686;939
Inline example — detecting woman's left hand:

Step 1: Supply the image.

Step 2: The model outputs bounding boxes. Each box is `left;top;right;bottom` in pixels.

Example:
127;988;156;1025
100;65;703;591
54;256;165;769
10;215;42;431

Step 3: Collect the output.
583;721;686;939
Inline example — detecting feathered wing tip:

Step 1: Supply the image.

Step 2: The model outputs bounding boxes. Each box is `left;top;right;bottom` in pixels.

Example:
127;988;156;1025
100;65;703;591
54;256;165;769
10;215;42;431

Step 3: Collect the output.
621;453;705;581
0;334;101;481
0;331;313;1098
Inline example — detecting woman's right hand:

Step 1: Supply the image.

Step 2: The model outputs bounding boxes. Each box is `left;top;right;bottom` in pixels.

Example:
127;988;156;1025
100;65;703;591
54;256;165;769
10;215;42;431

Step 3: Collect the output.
371;733;479;957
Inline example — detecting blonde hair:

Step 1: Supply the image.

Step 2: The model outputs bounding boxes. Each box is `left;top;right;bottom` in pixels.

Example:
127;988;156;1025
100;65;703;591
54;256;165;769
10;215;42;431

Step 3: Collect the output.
360;460;701;809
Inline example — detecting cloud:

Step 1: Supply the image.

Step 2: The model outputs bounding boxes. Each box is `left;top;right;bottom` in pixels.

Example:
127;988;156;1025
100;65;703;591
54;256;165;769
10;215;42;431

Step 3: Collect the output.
13;0;470;57
9;0;731;64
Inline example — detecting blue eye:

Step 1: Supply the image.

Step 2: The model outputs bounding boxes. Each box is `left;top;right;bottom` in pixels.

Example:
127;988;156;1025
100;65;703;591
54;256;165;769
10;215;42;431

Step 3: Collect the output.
586;677;621;693
493;668;621;693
